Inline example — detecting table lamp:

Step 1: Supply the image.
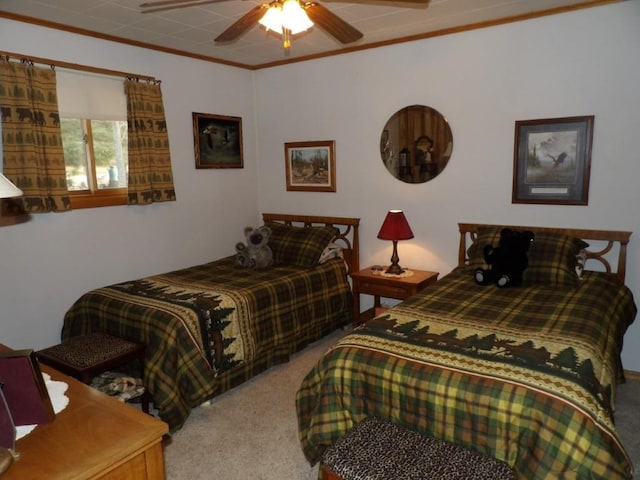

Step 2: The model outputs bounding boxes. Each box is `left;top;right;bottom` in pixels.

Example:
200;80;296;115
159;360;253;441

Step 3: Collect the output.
377;210;414;274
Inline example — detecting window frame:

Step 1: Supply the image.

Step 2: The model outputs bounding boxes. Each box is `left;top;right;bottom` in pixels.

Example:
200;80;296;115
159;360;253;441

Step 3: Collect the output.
69;188;127;209
63;117;128;209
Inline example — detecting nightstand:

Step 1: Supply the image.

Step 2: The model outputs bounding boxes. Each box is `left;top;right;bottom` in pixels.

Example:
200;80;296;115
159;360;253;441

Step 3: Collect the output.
350;267;439;326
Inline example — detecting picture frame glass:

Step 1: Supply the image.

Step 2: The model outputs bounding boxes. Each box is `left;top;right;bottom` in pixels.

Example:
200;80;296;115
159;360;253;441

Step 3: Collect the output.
284;141;336;192
193;112;243;169
512;116;593;205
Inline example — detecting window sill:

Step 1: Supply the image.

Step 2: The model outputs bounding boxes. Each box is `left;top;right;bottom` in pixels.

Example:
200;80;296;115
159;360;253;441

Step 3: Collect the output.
69;189;127;209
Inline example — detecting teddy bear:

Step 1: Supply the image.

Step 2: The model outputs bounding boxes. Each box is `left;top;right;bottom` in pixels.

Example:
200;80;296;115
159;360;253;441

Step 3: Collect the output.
474;228;534;287
235;225;273;269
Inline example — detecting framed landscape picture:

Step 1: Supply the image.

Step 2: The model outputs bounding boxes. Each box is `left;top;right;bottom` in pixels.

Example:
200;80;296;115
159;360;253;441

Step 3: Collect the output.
512;116;593;205
284;140;336;192
193;112;243;169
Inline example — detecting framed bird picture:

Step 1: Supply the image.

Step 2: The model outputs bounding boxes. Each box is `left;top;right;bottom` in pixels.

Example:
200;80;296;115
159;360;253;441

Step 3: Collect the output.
512;116;593;205
284;140;336;192
193;112;243;169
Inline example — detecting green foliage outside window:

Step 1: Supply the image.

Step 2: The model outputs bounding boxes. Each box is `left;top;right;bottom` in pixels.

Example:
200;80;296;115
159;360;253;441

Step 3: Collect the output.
60;118;128;191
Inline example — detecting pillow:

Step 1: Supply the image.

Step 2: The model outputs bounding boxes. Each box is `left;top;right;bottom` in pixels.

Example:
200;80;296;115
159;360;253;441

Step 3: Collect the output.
575;249;588;279
467;227;587;287
466;227;502;270
318;242;344;264
524;232;587;287
266;222;336;267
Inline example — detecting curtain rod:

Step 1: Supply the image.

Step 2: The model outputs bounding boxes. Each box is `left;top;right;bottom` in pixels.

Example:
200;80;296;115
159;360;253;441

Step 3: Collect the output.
0;49;158;83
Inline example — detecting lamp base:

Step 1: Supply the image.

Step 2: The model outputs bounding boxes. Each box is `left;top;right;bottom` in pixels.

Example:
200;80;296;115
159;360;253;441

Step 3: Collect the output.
0;448;14;475
385;263;405;275
385;240;405;275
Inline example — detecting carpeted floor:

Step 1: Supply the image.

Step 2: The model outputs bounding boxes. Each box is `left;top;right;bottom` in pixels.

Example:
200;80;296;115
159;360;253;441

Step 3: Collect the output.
615;374;640;478
158;329;640;479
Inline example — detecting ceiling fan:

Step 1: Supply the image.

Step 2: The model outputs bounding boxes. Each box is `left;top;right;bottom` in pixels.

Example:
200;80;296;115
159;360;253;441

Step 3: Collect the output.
140;0;429;50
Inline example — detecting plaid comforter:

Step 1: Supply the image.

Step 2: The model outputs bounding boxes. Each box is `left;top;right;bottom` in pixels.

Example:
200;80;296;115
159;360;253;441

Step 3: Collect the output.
63;256;352;431
296;267;636;479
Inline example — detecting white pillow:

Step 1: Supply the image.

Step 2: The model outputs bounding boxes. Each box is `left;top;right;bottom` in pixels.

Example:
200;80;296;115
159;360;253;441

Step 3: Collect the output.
318;242;343;264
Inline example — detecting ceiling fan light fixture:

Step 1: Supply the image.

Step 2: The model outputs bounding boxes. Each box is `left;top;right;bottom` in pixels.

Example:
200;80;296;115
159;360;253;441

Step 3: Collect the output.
282;0;313;34
259;0;313;36
258;5;283;32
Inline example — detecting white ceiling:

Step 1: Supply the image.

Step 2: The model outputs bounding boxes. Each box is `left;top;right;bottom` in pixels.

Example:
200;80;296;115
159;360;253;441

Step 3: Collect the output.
0;0;616;69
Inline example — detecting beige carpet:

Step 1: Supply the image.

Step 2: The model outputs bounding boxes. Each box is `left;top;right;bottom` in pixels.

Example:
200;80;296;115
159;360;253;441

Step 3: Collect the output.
160;329;640;479
162;330;346;480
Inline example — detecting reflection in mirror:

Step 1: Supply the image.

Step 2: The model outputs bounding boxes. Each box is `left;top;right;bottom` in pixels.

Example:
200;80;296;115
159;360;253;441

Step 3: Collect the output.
380;105;453;184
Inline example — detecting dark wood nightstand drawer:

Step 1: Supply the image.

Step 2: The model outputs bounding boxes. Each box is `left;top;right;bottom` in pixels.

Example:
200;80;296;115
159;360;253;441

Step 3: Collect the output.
359;282;410;298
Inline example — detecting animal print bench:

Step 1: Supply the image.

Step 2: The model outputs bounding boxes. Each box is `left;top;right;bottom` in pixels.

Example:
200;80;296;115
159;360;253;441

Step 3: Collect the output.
320;417;514;480
36;333;150;413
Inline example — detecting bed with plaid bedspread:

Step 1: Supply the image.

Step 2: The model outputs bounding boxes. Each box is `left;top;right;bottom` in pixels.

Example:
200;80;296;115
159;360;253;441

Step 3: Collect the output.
296;266;636;479
63;255;352;431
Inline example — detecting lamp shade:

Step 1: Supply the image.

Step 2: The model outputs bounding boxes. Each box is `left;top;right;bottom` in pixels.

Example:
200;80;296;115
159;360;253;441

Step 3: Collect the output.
258;0;313;35
281;0;313;33
377;210;414;241
0;173;23;198
258;6;283;32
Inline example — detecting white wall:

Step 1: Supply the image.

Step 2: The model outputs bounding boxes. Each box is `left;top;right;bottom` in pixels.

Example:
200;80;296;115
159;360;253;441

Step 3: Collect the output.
0;20;259;349
254;2;640;371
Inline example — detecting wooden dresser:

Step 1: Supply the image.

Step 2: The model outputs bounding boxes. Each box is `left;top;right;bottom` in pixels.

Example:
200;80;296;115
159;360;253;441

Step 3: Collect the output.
2;348;168;480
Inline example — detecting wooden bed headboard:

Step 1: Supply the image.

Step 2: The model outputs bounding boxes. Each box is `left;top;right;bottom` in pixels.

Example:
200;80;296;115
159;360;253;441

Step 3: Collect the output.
458;223;632;284
262;213;360;274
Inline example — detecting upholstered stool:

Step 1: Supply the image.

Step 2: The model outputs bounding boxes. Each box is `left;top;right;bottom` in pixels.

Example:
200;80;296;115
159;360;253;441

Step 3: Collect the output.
320;417;514;480
36;333;150;413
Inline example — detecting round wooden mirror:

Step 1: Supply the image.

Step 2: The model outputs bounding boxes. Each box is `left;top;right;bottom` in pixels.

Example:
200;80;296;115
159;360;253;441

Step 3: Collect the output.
380;105;453;184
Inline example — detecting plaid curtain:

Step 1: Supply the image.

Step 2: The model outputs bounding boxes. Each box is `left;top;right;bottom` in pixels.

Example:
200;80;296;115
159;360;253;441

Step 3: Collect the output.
125;80;176;205
0;59;71;212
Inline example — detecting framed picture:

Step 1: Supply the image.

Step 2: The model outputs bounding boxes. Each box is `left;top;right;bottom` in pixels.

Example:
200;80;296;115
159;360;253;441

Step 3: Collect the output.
0;350;54;431
512;116;593;205
192;112;243;169
0;385;15;450
284;140;336;192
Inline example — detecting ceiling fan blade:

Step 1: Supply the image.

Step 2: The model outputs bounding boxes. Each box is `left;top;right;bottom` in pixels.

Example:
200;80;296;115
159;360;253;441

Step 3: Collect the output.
141;0;203;7
141;0;231;14
215;5;268;43
304;3;363;44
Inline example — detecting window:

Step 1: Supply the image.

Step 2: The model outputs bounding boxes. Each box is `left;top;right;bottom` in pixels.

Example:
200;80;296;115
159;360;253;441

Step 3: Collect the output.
57;70;128;209
60;118;128;190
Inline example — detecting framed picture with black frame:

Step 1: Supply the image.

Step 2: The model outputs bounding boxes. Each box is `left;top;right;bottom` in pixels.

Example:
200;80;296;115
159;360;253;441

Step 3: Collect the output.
512;115;594;205
192;112;244;169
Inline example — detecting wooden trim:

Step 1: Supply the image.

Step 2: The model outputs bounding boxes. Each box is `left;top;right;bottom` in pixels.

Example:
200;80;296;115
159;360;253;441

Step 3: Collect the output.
0;1;622;71
458;223;631;283
255;0;622;70
262;213;360;274
320;463;343;480
0;12;250;71
624;369;640;381
69;189;128;209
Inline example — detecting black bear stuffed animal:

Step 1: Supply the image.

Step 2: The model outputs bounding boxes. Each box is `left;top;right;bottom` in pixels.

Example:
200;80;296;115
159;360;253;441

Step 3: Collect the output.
474;228;534;287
